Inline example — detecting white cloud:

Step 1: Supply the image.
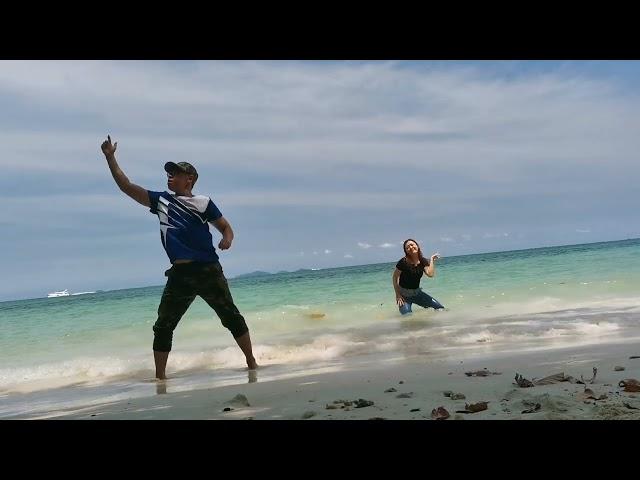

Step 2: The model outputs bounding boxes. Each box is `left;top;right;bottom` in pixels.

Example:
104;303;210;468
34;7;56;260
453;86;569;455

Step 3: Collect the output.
344;254;353;258
4;60;639;181
576;229;591;233
216;190;448;209
440;236;454;243
324;249;331;254
358;242;372;249
483;232;510;239
379;243;395;248
461;234;472;241
313;251;318;255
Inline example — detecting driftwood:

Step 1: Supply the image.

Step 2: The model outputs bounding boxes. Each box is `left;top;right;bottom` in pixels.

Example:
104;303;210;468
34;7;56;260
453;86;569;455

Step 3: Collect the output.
533;373;566;385
514;368;598;388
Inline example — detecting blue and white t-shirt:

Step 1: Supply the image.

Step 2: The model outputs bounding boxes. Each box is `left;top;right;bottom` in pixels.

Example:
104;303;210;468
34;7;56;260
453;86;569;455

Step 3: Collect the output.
147;191;223;264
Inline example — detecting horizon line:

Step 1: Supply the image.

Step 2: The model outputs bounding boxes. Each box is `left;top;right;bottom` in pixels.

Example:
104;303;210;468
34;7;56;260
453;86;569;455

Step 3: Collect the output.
2;236;638;304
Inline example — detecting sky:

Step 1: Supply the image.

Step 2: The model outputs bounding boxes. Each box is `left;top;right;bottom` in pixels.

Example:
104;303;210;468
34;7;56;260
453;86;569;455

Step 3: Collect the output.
1;60;639;301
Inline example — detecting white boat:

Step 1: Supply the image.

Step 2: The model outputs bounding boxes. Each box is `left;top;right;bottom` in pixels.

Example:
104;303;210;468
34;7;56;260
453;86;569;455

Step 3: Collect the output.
47;289;70;298
71;291;95;296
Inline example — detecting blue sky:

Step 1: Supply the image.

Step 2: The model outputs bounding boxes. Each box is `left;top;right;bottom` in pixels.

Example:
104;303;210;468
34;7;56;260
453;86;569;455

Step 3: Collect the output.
1;60;639;301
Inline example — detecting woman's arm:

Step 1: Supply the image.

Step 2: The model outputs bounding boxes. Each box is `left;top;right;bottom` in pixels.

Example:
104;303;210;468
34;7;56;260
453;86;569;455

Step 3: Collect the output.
424;253;440;278
392;268;405;306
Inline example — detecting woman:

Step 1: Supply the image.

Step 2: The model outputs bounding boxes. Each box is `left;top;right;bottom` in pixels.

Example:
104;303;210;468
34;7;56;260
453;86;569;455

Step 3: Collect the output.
392;239;444;315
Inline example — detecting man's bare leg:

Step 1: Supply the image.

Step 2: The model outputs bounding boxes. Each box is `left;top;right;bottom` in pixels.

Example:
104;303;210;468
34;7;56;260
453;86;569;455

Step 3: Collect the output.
234;331;258;370
154;350;170;379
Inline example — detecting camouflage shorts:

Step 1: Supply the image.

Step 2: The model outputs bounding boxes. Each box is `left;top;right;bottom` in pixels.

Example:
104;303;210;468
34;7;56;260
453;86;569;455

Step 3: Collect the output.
152;261;248;352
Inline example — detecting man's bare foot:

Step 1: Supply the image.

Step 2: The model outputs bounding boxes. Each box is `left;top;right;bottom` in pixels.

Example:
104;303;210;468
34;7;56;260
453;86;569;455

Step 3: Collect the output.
247;357;259;370
156;374;167;380
156;380;167;394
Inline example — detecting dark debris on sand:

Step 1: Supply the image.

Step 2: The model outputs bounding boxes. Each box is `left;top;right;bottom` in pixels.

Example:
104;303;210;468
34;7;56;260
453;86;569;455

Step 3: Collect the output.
521;401;541;414
430;406;450;420
327;398;374;410
396;392;414;399
514;368;598;389
456;401;489;414
619;379;640;392
465;368;502;377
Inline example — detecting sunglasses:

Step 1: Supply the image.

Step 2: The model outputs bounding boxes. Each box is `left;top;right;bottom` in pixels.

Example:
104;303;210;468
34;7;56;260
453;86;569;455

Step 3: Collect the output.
167;171;193;180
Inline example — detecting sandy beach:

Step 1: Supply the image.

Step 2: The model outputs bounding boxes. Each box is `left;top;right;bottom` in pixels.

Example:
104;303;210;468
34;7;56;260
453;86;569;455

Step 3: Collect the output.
13;337;639;421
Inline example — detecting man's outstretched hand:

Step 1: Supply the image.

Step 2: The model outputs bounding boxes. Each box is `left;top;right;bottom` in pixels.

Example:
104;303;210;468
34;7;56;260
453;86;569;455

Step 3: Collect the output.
101;135;118;157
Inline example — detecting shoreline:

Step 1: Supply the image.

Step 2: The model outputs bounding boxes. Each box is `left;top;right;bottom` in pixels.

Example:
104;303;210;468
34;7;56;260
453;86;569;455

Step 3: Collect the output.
9;338;640;420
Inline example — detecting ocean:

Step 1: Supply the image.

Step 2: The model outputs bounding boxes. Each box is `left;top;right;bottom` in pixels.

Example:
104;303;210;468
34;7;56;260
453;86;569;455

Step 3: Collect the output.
2;238;640;418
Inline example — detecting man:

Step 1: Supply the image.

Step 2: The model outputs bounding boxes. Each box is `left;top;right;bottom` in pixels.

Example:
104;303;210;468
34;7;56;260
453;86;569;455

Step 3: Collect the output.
100;135;258;379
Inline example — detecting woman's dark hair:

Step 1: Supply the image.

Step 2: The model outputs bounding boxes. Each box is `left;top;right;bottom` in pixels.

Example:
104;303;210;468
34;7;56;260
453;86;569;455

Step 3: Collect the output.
403;238;428;263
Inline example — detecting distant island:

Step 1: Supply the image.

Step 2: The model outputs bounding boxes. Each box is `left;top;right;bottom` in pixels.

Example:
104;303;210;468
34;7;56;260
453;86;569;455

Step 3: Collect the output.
232;268;317;280
232;271;272;279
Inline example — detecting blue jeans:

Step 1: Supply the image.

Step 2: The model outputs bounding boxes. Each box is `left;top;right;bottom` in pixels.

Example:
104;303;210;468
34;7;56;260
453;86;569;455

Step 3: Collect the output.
398;288;444;315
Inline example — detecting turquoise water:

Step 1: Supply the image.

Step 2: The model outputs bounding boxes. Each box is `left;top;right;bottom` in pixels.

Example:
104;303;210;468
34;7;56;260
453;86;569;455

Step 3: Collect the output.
2;238;640;415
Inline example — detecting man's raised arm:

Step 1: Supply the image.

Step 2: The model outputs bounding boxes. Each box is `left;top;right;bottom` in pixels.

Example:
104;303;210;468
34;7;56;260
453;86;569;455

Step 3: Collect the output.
101;135;150;207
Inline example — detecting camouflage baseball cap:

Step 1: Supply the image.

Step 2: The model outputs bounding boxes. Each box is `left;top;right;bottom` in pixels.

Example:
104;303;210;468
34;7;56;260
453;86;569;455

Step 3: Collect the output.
164;161;198;182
